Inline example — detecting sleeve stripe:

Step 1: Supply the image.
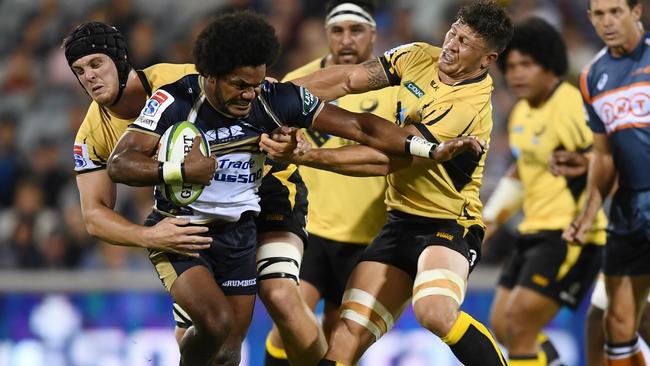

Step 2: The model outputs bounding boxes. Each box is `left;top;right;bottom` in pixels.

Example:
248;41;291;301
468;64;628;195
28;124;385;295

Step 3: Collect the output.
579;64;592;104
379;56;401;86
424;105;453;126
414;123;439;143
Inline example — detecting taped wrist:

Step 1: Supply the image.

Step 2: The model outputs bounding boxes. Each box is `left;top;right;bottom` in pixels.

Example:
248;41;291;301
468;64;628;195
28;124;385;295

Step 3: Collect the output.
482;176;523;223
405;135;438;159
161;161;184;184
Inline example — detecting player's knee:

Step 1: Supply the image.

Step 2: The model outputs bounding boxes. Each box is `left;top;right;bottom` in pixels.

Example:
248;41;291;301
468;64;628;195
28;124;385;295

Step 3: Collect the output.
412;269;465;337
258;279;300;315
414;297;459;337
193;308;233;343
503;304;530;340
214;345;241;366
489;312;507;344
605;308;636;339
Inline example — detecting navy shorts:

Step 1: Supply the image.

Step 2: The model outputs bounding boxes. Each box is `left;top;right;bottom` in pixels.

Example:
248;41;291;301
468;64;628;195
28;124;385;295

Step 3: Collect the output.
145;210;258;296
605;188;650;275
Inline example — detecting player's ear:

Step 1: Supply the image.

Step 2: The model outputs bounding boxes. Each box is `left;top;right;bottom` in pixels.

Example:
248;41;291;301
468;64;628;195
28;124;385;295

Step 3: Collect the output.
481;52;498;70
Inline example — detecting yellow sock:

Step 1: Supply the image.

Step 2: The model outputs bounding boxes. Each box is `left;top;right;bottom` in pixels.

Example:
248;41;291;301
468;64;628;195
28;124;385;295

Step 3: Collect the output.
265;333;289;366
441;311;507;366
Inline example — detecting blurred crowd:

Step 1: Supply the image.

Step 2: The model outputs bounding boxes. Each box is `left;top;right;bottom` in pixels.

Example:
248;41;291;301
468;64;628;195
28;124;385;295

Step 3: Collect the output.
0;0;646;271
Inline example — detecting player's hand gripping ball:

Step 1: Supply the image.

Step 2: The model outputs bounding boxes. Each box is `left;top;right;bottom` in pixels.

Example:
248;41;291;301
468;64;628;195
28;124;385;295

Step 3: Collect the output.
157;121;210;206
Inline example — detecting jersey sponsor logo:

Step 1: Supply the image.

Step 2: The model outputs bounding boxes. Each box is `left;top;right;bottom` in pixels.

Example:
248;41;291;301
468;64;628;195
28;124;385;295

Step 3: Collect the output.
134;90;175;131
468;249;478;267
214;158;263;184
300;87;320;115
435;231;454;241
403;81;425;99
73;143;100;170
217;126;244;140
592;83;650;133
385;42;415;58
596;73;608;90
221;278;256;287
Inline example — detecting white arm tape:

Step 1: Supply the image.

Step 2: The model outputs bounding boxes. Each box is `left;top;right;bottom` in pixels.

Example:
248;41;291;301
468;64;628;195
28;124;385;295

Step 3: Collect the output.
482;176;523;223
162;162;183;184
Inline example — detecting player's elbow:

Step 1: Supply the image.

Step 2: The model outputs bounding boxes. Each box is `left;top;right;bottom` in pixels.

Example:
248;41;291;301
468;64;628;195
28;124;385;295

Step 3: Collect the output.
81;209;103;239
106;152;128;184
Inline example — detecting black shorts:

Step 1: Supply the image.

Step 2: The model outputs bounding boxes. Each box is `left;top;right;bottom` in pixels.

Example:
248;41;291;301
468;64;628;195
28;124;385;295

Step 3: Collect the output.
498;230;602;310
360;210;483;280
604;188;650;275
256;160;308;244
145;210;258;296
300;234;367;305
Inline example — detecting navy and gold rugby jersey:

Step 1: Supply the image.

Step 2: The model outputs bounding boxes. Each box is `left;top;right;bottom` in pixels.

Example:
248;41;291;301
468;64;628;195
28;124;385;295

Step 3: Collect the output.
378;42;492;229
283;57;396;244
580;32;650;191
127;75;323;223
509;82;606;244
73;63;197;173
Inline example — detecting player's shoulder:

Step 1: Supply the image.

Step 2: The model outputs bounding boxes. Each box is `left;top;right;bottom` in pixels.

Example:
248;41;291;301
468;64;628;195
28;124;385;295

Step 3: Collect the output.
75;101;104;142
143;63;199;91
384;42;439;60
282;57;324;82
553;82;583;105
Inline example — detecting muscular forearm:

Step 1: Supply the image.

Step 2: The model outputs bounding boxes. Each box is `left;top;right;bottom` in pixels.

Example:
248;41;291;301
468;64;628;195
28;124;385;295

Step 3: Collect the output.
293;65;353;101
108;150;160;186
295;145;396;177
82;204;149;247
580;151;616;220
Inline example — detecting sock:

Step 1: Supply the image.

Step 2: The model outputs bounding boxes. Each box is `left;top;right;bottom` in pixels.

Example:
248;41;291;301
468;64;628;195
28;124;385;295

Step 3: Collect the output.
265;333;289;366
605;337;647;366
509;351;547;366
441;311;507;366
537;332;564;366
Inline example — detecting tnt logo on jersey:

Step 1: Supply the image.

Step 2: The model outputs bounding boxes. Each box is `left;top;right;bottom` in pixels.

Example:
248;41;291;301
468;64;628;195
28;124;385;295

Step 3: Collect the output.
592;83;650;133
73;143;100;171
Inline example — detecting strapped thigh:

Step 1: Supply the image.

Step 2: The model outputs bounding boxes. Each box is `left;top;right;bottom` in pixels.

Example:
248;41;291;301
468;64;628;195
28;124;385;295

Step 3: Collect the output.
256;242;302;284
412;268;466;306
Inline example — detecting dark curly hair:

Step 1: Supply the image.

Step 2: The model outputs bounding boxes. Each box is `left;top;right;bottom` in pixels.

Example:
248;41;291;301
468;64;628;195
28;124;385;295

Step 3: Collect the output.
497;17;568;77
457;0;513;54
193;11;280;78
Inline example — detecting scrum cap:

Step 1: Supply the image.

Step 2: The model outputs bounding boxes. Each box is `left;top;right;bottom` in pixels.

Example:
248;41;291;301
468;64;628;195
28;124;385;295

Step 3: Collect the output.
64;22;131;105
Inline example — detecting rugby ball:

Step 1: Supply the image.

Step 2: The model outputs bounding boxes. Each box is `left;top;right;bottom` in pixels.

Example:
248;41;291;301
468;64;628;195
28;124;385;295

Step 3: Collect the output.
157;121;210;206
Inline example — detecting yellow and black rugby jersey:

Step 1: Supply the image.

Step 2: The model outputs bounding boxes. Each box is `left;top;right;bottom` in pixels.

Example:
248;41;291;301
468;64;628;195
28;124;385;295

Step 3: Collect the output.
508;82;606;244
73;63;197;173
379;42;492;228
284;57;399;243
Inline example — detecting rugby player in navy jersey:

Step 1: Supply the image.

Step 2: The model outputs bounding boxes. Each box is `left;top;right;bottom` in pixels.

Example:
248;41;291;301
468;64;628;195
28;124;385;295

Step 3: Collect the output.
107;11;481;365
565;0;650;364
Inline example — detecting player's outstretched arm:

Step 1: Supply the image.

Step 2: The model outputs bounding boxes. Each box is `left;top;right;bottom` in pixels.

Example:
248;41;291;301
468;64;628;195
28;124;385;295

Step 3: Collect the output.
563;133;616;244
108;132;215;186
291;59;389;101
260;130;484;176
77;170;210;256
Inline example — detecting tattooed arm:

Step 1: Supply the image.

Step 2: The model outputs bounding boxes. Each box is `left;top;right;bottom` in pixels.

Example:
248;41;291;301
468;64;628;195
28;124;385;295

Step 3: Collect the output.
290;59;390;101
